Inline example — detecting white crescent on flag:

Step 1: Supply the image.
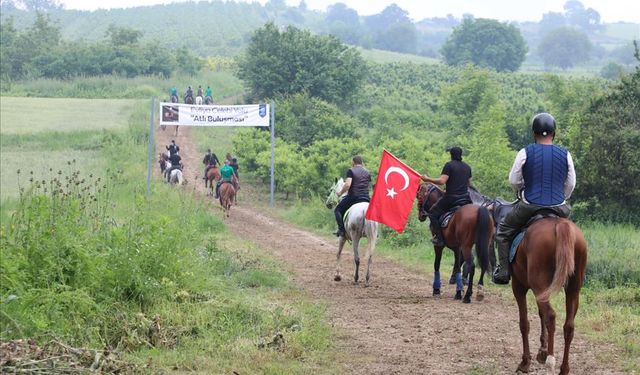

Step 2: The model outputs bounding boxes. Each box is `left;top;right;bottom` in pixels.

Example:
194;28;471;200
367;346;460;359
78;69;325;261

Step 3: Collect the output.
384;166;410;191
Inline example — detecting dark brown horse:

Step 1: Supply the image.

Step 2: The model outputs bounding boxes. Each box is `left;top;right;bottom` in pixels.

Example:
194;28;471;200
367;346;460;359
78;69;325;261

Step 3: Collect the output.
219;182;235;217
510;217;587;375
416;183;494;303
205;165;221;193
158;152;169;174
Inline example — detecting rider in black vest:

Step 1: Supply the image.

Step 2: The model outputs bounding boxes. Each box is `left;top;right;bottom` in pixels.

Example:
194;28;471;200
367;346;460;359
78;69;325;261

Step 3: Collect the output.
202;149;220;180
492;113;576;284
166;151;183;183
334;155;371;237
420;146;473;246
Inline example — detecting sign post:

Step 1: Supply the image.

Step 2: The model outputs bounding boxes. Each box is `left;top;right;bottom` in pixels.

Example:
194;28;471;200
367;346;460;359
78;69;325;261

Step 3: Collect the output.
146;97;156;195
270;101;276;207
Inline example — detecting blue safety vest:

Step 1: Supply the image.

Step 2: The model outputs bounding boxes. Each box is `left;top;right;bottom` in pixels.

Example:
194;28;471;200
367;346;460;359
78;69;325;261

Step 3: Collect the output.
522;144;568;206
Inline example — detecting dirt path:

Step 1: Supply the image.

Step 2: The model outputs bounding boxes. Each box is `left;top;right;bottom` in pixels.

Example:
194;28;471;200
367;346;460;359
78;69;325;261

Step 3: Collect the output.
156;126;623;374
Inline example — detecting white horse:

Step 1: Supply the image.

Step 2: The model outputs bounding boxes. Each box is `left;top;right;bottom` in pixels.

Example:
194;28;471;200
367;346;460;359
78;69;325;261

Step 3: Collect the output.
195;95;203;105
325;178;378;287
169;168;184;185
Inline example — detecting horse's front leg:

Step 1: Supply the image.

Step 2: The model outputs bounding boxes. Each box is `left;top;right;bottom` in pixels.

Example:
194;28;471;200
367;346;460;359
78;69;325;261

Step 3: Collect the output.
352;234;361;285
462;252;475;303
476;267;485;302
334;237;347;282
433;245;444;296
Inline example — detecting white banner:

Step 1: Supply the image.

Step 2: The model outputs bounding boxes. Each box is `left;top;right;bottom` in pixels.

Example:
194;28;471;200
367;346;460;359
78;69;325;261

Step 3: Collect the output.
159;103;270;127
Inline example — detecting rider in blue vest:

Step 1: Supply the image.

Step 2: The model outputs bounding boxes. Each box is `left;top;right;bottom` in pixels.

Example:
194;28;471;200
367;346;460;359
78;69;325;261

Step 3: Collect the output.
492;113;576;284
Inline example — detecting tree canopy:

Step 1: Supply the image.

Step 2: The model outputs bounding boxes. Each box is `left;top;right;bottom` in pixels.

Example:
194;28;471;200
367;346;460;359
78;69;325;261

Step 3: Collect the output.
237;22;366;105
538;27;591;69
440;18;527;72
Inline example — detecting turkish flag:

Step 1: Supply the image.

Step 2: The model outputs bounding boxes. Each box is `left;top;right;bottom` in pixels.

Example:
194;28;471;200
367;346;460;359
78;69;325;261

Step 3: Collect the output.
365;150;422;233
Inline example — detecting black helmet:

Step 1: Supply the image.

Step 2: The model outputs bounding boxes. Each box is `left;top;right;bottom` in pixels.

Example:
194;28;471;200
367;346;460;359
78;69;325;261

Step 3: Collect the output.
531;113;556;136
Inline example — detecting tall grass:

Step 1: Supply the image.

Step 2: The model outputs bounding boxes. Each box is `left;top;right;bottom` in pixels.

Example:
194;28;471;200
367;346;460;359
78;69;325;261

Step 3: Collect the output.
0;100;337;373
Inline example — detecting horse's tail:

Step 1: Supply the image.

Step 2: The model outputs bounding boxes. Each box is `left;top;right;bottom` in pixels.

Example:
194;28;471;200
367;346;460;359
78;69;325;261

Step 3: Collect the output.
474;206;491;273
537;219;576;303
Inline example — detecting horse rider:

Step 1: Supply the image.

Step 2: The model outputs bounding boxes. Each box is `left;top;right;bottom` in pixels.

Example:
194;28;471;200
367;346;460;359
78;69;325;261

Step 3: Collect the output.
229;157;239;180
215;160;235;199
166;151;183;183
184;86;193;103
492;112;576;284
202;148;220;180
419;146;473;247
334;155;371;237
169;86;178;102
205;86;213;102
166;139;180;156
197;85;203;98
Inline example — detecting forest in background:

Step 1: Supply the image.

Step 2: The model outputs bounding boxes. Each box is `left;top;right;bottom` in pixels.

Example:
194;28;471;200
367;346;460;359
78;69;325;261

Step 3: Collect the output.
0;0;638;75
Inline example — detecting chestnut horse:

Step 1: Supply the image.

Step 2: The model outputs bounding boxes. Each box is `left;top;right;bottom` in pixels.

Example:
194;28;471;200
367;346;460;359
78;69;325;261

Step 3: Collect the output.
158;152;169;174
510;217;587;375
205;165;221;194
219;182;235;217
416;183;494;303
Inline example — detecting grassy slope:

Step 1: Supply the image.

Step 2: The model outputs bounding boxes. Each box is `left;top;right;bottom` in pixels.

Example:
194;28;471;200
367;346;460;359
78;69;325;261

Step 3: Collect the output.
0;97;338;374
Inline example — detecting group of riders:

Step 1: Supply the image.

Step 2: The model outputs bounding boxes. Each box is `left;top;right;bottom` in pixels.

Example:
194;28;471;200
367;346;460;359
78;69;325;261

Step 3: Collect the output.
333;112;575;285
169;85;213;105
163;139;239;198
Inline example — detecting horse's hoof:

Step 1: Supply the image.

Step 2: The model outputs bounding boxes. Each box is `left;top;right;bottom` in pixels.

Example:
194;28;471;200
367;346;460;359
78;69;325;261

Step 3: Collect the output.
536;349;548;364
433;288;441;296
364;282;370;288
454;292;462;300
517;360;531;373
334;275;341;282
462;297;471;304
448;276;456;285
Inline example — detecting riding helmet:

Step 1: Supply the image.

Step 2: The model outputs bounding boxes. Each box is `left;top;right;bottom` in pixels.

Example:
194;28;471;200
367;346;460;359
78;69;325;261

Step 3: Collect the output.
531;113;556;136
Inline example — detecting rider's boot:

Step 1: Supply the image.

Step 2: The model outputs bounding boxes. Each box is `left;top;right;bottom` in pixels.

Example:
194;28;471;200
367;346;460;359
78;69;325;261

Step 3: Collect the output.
333;228;345;237
492;240;511;284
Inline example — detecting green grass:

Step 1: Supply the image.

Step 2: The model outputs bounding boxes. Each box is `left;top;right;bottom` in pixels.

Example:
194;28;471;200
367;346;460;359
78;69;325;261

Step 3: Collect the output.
357;47;441;65
0;97;338;373
0;97;139;134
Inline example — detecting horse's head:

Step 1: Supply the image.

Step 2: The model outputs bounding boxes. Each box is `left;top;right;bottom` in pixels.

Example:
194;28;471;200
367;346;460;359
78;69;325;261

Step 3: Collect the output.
416;183;442;222
325;177;345;209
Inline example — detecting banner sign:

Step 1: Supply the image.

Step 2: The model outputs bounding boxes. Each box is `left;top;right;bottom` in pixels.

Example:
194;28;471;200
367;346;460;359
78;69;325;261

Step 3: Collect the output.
159;103;270;127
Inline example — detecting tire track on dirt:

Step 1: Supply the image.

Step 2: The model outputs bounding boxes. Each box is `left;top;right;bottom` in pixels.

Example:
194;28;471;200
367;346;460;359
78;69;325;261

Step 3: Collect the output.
156;125;624;375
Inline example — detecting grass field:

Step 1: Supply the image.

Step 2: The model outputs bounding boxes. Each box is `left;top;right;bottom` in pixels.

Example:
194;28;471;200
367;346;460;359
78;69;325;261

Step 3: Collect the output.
0;97;139;134
357;47;441;65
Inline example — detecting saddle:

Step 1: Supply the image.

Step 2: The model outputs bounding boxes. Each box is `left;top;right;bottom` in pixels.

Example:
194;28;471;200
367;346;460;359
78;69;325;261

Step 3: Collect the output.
438;196;472;228
509;211;559;263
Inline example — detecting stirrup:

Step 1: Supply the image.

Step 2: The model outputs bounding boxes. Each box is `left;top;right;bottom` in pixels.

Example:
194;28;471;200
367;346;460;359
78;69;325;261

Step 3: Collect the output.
492;266;510;285
334;229;345;237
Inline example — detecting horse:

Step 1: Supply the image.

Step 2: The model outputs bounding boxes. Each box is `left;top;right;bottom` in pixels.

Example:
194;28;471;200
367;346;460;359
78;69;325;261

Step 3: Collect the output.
195;95;203;105
205;165;221;193
506;217;588;375
168;168;184;185
219;182;235;217
416;183;494;303
205;96;213;105
325;178;379;287
158;152;169;174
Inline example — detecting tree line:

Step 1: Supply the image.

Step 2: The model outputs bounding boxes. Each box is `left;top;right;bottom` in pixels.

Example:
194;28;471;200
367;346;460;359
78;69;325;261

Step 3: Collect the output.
0;13;200;81
234;24;640;224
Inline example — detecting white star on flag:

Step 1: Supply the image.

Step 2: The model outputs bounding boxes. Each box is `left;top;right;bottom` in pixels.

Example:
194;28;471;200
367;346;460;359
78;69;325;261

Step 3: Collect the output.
386;187;398;199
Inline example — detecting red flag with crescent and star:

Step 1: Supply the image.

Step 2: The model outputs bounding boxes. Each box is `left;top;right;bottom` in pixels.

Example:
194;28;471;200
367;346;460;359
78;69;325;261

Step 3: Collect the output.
365;150;422;233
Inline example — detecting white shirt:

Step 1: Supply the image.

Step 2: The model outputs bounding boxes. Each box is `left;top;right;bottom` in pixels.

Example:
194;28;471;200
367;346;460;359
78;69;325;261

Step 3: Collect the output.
509;148;576;203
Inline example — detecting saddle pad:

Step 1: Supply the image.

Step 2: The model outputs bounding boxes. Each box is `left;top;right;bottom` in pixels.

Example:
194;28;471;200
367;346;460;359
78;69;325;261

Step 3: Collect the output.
509;231;526;263
440;211;454;228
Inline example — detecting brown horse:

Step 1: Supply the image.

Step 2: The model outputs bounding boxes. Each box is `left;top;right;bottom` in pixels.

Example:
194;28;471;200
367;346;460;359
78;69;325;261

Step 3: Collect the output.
510;217;587;375
205;165;221;193
219;182;235;217
158;152;169;174
416;183;494;303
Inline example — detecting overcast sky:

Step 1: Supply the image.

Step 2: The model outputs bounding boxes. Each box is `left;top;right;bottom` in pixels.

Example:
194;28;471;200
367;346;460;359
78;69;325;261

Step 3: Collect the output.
59;0;640;23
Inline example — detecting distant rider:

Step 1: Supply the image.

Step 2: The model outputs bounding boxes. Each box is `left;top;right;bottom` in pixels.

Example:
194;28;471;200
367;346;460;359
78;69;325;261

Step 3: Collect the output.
184;86;193;103
166;140;180;156
166;151;183;183
170;86;178;102
203;148;220;180
205;86;213;103
215;160;235;199
197;85;203;98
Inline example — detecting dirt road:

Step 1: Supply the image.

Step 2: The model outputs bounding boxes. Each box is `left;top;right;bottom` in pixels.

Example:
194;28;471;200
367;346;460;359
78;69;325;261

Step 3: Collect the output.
156;126;623;374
